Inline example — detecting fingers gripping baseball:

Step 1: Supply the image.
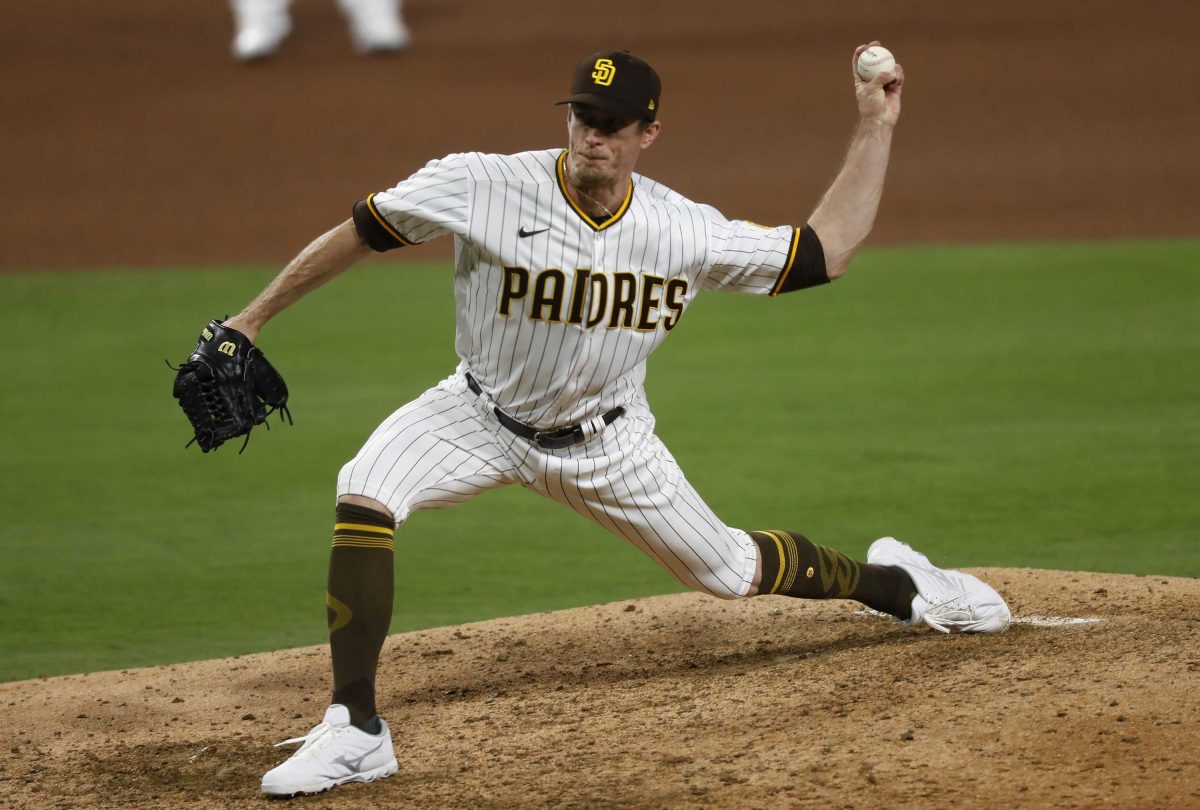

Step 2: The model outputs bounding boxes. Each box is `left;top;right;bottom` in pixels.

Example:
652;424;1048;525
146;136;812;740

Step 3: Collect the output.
852;41;903;127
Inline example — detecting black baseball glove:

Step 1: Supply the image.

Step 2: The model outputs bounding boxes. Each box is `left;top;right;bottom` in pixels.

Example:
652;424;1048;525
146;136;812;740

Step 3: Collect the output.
171;319;292;453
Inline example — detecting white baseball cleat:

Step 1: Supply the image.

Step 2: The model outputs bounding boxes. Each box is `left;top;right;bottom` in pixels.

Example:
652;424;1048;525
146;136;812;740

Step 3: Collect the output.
261;704;399;797
867;537;1012;634
231;0;291;61
338;0;410;53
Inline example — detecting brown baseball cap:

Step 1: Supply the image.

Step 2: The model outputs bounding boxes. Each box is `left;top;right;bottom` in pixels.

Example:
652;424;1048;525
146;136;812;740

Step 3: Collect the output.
555;49;661;122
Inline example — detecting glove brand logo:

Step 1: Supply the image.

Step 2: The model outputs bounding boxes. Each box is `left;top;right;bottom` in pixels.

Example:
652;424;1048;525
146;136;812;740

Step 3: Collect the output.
217;341;237;356
202;328;214;341
591;58;615;87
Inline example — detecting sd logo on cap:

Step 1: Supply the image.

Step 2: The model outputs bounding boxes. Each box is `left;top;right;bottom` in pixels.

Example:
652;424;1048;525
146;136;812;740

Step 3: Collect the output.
591;58;616;87
557;49;661;121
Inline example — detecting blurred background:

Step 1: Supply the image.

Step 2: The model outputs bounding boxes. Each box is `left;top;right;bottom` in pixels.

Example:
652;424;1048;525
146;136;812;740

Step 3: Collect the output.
1;0;1197;682
4;0;1199;270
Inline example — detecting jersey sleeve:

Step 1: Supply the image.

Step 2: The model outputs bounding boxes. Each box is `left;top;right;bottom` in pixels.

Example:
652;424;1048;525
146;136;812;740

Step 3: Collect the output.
699;207;828;296
352;153;472;252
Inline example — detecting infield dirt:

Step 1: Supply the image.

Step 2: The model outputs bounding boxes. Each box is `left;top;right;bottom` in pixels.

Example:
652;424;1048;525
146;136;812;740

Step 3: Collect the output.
3;569;1198;808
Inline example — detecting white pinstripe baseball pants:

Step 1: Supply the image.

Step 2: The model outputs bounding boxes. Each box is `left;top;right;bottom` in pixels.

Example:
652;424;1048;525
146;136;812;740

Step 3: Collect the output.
337;372;759;599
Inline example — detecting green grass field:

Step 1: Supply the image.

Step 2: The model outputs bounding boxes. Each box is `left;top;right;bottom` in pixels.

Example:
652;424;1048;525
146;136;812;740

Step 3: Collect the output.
1;240;1196;682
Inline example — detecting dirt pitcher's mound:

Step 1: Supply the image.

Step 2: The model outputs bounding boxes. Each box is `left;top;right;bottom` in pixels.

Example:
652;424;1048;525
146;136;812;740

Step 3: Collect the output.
3;568;1197;808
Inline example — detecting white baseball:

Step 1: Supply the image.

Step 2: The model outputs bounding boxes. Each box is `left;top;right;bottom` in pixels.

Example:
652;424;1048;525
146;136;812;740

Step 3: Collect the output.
856;46;895;82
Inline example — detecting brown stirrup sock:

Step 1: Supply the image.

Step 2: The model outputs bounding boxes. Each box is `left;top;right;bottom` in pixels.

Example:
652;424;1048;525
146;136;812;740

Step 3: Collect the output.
750;530;918;621
328;502;396;728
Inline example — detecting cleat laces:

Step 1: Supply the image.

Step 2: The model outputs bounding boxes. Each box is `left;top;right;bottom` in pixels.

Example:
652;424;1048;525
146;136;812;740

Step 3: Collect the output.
918;569;975;632
273;722;347;759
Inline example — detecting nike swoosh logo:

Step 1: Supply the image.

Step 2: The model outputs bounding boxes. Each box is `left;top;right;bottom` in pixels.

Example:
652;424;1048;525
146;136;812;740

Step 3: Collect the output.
518;226;549;238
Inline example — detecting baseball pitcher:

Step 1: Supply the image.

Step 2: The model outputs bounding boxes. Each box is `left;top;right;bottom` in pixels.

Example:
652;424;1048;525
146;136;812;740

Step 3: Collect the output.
172;44;1012;797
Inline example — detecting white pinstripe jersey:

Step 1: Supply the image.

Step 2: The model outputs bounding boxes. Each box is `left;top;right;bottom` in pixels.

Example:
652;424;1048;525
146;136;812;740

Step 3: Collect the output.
366;148;802;428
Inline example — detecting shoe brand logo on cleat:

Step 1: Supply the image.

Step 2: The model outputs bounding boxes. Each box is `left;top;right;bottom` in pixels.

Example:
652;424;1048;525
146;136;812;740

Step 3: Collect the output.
331;741;382;773
518;226;549;238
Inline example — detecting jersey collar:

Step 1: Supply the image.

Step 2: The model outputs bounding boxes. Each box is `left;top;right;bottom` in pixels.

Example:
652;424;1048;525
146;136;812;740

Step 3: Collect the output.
555;150;633;232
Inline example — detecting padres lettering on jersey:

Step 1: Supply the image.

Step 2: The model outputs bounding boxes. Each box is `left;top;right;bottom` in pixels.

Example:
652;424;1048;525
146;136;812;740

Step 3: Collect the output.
497;266;688;332
353;149;806;427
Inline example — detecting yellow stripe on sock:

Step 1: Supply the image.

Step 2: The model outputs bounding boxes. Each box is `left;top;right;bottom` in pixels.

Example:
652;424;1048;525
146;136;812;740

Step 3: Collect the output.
761;530;788;594
780;532;800;592
333;522;394;536
332;537;395;551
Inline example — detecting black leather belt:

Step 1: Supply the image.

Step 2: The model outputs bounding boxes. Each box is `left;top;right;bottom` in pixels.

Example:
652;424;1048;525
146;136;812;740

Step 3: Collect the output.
465;373;624;450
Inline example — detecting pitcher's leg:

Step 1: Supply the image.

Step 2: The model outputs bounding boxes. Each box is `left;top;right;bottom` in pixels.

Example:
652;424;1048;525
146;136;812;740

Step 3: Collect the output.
552;461;918;616
326;498;395;728
747;530;917;619
536;425;916;614
328;382;518;725
536;428;756;599
338;385;517;522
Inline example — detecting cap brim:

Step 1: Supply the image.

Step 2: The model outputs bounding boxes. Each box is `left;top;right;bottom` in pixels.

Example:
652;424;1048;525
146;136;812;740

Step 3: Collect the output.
555;93;652;121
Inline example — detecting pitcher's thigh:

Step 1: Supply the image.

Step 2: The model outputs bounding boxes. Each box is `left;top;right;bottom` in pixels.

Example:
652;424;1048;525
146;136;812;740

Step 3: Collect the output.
541;437;757;599
337;387;516;523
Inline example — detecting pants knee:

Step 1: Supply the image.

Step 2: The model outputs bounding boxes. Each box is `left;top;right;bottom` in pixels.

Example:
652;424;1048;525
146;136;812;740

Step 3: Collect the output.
681;531;757;600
